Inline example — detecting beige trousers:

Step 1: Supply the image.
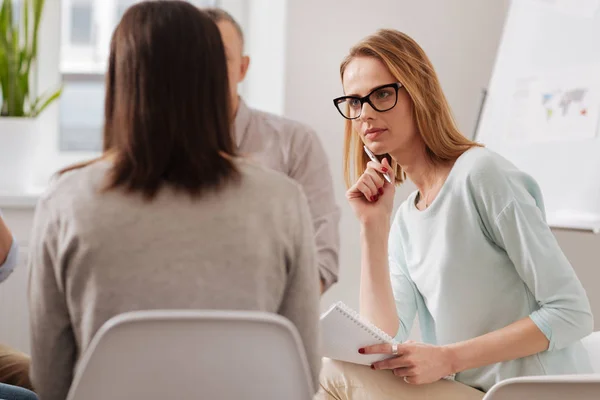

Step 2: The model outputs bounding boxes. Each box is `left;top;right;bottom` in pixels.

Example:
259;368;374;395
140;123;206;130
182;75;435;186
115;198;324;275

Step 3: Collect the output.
316;358;484;400
0;343;33;390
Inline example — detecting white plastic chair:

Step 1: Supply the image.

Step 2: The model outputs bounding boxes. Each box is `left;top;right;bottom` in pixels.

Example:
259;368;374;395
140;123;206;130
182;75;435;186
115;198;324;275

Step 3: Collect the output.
65;310;315;400
483;331;600;399
482;374;600;399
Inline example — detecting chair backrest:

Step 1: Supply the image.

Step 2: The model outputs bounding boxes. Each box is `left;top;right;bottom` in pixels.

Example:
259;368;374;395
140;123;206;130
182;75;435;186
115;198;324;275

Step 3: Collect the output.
482;375;600;400
66;310;314;400
581;331;600;373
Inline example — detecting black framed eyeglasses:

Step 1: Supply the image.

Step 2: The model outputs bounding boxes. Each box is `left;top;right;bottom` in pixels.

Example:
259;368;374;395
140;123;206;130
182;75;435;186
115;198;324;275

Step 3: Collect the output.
333;83;403;120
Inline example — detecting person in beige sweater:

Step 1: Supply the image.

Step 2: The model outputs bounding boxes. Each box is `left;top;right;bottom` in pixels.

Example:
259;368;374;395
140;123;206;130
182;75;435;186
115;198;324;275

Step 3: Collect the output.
27;3;320;400
205;8;340;293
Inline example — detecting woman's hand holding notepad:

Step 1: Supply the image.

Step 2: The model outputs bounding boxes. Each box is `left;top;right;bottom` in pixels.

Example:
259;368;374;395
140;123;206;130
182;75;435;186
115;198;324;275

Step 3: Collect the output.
320;301;400;365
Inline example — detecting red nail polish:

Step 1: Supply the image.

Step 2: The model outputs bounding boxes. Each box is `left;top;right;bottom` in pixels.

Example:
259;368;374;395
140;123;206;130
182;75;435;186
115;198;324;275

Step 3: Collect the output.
370;196;376;201
378;188;384;195
358;348;365;354
381;167;388;173
370;364;375;370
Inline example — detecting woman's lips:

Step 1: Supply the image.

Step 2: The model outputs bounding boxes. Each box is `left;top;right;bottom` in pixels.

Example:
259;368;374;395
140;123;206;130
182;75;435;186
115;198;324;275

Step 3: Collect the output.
364;128;386;140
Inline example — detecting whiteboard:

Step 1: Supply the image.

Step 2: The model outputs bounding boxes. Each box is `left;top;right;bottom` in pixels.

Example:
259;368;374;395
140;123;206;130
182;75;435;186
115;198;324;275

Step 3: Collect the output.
476;0;600;233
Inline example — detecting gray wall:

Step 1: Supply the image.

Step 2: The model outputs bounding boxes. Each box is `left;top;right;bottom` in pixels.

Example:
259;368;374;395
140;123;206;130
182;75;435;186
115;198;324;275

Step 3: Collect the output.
554;230;600;330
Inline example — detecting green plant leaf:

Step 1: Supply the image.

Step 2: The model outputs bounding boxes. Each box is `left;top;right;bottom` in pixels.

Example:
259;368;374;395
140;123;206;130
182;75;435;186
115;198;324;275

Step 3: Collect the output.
30;85;62;117
0;0;60;118
29;0;43;72
0;0;18;115
23;0;29;60
0;0;8;115
0;44;7;113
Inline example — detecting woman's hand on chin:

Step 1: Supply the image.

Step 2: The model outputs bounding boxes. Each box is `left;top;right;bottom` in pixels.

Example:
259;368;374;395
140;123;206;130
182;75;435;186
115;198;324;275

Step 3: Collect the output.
347;158;396;225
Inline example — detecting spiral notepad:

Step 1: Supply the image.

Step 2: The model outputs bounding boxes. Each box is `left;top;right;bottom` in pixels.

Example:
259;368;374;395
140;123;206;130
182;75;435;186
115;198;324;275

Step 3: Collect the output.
320;301;400;365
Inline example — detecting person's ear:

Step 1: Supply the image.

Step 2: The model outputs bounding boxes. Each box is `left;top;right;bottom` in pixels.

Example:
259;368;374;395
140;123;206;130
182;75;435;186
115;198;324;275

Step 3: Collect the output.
239;55;250;82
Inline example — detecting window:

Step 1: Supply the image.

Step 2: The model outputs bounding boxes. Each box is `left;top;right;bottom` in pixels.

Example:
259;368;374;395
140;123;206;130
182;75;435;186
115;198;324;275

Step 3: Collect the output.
69;3;93;45
59;74;105;151
59;0;223;152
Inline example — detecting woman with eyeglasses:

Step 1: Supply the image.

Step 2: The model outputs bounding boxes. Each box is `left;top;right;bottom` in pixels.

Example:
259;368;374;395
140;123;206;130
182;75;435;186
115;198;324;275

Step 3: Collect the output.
318;29;593;399
27;3;321;400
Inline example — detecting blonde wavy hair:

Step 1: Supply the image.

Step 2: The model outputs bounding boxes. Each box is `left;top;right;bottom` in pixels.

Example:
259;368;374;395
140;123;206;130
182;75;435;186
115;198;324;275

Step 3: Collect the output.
340;29;481;188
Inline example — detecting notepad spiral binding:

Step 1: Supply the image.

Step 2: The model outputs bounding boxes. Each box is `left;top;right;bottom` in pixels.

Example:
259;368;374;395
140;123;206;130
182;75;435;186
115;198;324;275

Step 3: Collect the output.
335;301;398;344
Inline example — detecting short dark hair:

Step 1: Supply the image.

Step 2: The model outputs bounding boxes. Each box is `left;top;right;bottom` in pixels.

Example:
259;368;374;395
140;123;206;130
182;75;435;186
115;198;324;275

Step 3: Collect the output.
204;8;245;48
62;0;239;199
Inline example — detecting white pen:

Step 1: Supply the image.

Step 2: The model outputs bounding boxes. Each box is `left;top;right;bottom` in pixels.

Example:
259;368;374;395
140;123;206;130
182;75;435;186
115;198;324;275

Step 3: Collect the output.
363;145;392;184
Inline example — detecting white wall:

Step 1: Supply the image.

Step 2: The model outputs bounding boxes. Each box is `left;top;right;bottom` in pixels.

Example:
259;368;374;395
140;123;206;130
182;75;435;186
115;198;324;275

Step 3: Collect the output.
243;0;287;114
272;0;511;313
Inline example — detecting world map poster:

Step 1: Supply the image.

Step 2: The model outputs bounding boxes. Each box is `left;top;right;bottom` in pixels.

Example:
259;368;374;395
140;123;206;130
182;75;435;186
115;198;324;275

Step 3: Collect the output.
508;65;600;142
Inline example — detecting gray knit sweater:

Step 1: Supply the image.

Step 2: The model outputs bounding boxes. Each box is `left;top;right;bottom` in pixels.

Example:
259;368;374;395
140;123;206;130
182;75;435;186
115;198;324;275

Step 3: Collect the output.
28;159;321;400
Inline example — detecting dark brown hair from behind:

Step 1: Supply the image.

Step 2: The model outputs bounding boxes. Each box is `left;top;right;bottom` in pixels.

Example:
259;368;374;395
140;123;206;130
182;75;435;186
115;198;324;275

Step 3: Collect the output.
61;0;239;199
